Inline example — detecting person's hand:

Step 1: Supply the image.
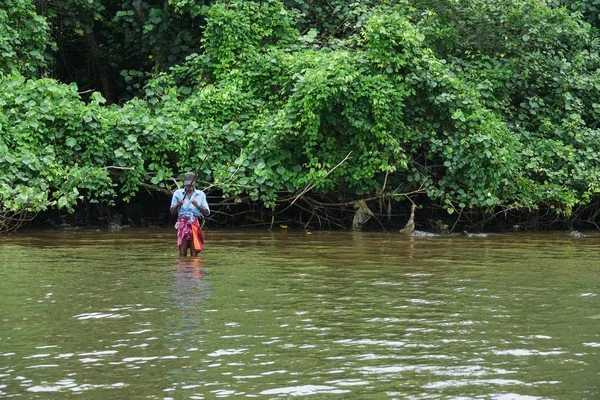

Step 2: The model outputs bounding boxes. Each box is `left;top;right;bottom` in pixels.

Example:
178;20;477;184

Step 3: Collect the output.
177;198;185;207
192;200;208;215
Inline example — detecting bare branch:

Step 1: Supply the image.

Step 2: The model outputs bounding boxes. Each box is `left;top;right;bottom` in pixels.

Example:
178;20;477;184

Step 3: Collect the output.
284;151;352;211
138;183;173;196
102;166;135;171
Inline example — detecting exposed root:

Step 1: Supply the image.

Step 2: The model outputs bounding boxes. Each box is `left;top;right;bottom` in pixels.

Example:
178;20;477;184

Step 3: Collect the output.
352;199;374;231
399;203;417;235
0;209;37;233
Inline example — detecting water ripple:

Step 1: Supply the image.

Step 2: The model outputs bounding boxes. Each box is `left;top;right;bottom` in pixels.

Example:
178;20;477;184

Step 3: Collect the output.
260;385;351;396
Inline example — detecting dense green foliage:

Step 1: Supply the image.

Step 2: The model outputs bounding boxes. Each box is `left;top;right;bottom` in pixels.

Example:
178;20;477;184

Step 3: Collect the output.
2;0;600;228
0;0;51;77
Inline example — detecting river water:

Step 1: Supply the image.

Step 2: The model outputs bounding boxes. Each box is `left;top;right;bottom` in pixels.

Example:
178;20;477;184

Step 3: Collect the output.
0;228;598;399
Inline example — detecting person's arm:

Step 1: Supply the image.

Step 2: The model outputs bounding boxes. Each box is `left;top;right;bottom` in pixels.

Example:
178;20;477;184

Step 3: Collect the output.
170;192;184;215
191;192;210;216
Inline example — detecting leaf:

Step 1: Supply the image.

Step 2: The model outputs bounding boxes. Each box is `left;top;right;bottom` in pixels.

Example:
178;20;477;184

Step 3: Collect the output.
451;110;464;120
58;196;68;209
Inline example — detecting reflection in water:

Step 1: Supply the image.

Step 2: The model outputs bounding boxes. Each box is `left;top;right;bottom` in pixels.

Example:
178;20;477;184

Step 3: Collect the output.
175;257;204;282
171;257;211;332
0;229;599;398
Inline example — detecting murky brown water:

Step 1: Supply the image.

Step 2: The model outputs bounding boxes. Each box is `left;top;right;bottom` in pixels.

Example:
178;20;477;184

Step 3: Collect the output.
1;228;599;399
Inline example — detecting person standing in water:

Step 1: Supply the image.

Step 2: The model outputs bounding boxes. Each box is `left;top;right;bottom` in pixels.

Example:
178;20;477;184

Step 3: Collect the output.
170;172;210;256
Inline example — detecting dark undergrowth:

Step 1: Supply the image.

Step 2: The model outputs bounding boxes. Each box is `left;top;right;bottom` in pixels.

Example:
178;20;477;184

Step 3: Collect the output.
21;190;600;234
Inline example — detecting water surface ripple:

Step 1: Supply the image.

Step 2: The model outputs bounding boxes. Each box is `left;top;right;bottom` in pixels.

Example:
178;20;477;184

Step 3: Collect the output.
0;229;598;399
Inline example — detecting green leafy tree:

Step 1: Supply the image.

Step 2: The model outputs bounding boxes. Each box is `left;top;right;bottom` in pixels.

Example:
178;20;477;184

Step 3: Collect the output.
0;0;52;77
4;0;600;230
38;0;206;102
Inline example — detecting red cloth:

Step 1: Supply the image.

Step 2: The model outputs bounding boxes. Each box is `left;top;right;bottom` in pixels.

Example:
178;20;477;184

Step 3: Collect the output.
177;215;204;252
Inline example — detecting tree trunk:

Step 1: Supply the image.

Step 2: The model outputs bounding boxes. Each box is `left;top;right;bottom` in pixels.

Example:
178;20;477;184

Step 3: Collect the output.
84;30;115;104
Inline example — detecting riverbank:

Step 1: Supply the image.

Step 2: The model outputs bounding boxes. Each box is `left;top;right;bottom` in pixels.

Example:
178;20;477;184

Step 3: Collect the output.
11;190;596;235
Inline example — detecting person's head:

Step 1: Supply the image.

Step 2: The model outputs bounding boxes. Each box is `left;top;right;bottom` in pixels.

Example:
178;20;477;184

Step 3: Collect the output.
183;172;195;191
